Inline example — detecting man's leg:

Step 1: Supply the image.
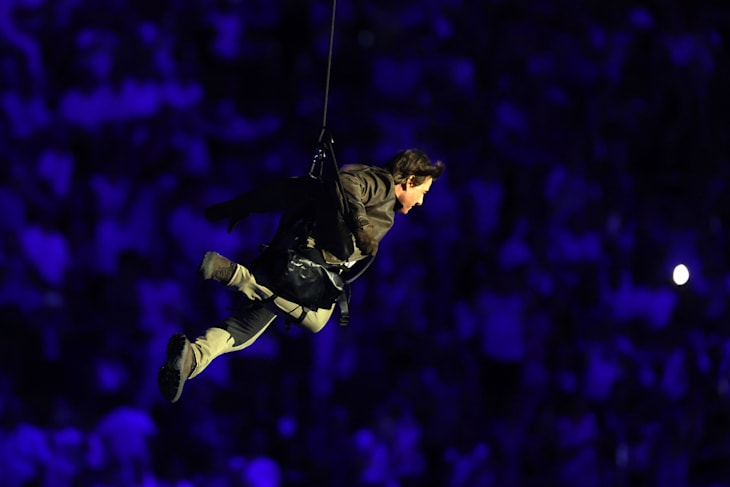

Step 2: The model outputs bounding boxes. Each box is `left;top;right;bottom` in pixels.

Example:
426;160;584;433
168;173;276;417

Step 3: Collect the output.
266;296;334;333
199;251;336;332
199;251;274;301
158;252;337;401
158;303;276;403
189;304;277;378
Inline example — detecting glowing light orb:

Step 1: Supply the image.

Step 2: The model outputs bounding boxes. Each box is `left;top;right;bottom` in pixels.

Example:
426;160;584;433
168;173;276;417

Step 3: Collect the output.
672;264;690;286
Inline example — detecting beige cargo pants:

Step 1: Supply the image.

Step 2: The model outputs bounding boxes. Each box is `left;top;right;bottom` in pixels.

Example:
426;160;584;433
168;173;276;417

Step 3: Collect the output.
188;262;335;379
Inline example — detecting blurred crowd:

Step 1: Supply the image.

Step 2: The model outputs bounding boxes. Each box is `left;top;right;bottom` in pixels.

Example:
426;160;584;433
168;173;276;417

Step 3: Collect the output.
1;0;730;486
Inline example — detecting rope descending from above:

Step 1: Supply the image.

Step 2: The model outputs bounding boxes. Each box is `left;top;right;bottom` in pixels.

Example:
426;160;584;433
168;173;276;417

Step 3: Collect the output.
308;0;349;221
319;0;337;141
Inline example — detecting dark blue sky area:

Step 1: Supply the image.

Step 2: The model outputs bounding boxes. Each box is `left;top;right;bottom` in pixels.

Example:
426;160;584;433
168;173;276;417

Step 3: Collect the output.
1;1;729;485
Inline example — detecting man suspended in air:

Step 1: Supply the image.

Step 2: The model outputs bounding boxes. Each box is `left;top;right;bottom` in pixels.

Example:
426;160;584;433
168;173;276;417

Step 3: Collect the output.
158;147;444;403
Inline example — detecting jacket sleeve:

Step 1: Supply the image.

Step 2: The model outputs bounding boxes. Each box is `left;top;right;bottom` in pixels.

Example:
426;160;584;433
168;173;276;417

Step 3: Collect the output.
338;168;387;229
204;177;318;223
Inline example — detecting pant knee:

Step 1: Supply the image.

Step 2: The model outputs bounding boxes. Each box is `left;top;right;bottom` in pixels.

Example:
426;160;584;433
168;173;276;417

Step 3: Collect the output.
298;306;333;333
299;318;326;333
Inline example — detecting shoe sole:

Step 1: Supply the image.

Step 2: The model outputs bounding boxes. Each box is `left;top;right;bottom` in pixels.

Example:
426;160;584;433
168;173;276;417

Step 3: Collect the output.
199;251;236;284
198;251;218;280
158;333;190;403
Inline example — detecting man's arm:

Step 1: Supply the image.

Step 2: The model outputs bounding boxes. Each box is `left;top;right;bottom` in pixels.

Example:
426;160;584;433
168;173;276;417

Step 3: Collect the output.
338;168;389;256
204;177;318;232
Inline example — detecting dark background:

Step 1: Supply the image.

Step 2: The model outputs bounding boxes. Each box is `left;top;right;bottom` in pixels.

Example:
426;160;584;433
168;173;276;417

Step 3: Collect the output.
2;0;730;485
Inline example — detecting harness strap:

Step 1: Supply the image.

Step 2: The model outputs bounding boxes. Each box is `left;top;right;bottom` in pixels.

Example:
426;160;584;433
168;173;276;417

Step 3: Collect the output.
336;288;350;326
299;246;352;326
260;296;310;332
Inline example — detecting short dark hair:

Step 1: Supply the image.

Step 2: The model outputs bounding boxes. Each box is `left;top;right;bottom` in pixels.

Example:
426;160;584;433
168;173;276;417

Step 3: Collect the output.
384;149;445;185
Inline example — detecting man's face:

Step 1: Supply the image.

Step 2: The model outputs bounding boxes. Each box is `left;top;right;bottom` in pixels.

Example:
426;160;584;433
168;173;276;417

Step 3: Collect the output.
397;176;433;214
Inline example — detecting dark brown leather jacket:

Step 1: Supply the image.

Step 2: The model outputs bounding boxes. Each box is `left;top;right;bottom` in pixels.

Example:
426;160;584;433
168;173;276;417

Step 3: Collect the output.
339;164;397;243
204;164;398;262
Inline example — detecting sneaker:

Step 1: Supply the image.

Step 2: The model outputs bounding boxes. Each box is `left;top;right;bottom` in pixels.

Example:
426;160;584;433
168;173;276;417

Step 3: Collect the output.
198;251;236;284
158;333;195;403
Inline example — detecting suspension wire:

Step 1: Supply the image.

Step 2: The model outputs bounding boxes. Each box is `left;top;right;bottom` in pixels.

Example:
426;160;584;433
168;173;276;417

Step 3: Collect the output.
318;0;337;144
307;0;355;234
311;0;338;179
308;0;374;325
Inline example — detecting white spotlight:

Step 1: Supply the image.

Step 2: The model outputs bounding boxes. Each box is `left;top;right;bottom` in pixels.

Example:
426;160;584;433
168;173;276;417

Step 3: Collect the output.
672;264;690;286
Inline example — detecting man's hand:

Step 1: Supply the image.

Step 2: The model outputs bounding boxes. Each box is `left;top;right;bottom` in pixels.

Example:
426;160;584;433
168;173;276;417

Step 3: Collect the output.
354;226;378;256
226;216;247;233
204;201;235;222
204;199;249;233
